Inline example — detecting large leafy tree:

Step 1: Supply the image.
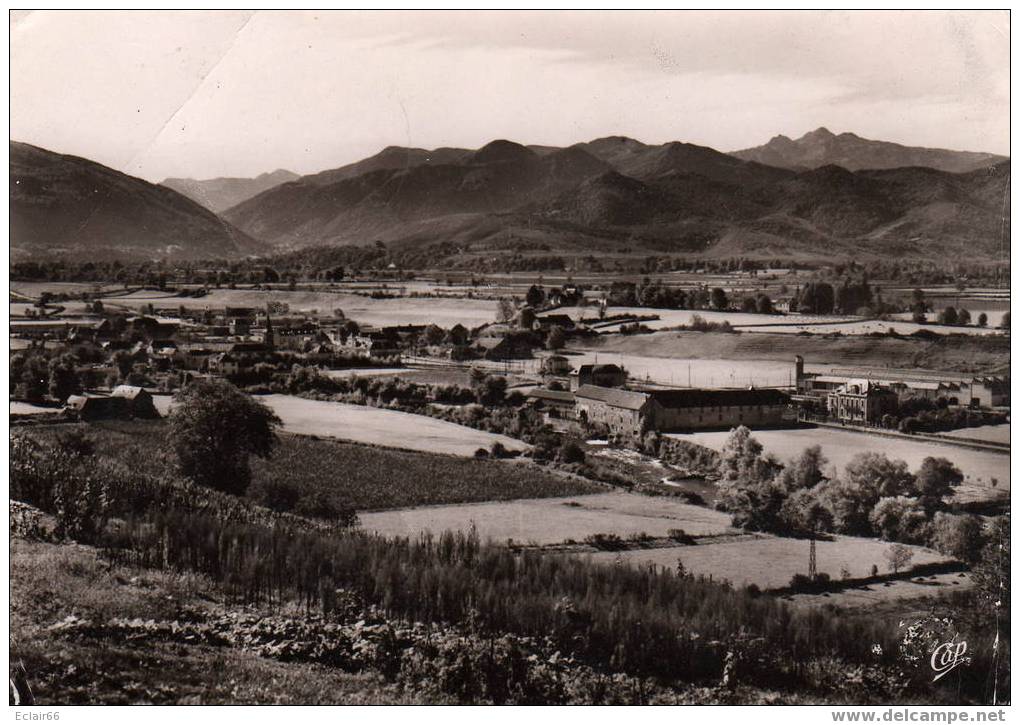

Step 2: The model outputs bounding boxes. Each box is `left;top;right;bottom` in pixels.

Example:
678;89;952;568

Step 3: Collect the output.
929;512;987;564
716;427;783;531
169;380;281;495
823;453;915;535
869;496;929;543
914;456;963;513
48;353;82;402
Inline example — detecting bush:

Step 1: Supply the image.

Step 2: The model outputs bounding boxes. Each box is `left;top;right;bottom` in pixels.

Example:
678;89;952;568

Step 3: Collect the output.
249;478;302;512
558;439;586;464
666;528;696;545
789;573;813;592
584;533;626;551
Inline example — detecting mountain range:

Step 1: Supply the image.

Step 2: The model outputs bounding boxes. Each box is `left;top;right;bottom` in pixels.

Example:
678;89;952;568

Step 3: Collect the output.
221;132;1009;261
732;127;1007;174
162;169;299;213
9;129;1010;262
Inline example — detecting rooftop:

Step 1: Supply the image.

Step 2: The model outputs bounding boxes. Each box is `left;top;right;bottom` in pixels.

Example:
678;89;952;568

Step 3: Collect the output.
526;388;576;403
648;388;788;408
574;385;649;410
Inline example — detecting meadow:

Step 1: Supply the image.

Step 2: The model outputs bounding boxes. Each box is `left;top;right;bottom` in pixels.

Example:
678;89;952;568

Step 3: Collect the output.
322;367;411;379
739;319;1003;337
785;571;974;609
10;401;58;415
359;491;736;545
560;306;845;330
15;420;596;514
576;329;1010;374
666;426;1010;488
940;423;1010;446
152;393;529;457
251;435;600;512
550;350;805;388
261;394;529;456
97;287;500;327
584;534;951;590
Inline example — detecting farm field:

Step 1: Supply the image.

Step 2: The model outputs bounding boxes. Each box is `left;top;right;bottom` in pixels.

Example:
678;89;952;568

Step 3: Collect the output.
358;491;736;545
548;350;807;388
940;423;1010;446
743;319;1003;337
585;534;951;590
576;329;1010;374
97;288;500;328
667;426;1010;488
15;420;595;513
9;401;59;416
559;306;851;331
785;571;974;609
259;394;528;456
10;302;94;316
251;435;599;512
11;281;118;298
154;393;528;456
322;367;411;379
890;310;1008;329
554;303;1005;337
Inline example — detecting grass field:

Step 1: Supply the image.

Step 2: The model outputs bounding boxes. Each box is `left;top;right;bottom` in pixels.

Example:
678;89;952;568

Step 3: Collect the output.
585;534;951;590
253;435;599;512
740;319;1003;337
940;423;1010;445
11;281;116;298
559;306;852;330
786;571;974;609
260;394;528;456
359;491;736;545
322;367;411;379
579;330;1010;374
552;350;804;388
152;393;528;457
16;419;594;513
10;401;59;416
667;426;1010;488
97;288;500;328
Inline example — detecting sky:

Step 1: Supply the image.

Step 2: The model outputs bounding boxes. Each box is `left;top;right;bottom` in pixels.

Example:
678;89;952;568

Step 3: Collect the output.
9;10;1011;183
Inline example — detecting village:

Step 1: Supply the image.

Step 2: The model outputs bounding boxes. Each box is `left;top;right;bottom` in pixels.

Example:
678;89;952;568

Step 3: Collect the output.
10;277;1010;443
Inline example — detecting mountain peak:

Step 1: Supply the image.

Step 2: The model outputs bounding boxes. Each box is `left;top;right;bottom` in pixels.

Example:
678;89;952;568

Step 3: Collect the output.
801;127;835;141
732;128;1006;174
471;139;536;164
588;135;646;147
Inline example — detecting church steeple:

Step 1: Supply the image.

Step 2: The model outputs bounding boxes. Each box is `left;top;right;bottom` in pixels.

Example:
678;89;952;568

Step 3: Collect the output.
264;304;275;349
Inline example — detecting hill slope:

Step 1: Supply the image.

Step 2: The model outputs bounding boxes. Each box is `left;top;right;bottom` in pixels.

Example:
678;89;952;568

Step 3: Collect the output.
161;169;299;213
732;127;1006;174
223;141;612;249
11;142;264;260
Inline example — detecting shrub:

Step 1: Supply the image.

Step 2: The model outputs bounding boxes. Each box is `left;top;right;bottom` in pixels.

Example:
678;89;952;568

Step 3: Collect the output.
666;528;696;545
584;533;626;551
558;439;586;464
249;478;302;512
